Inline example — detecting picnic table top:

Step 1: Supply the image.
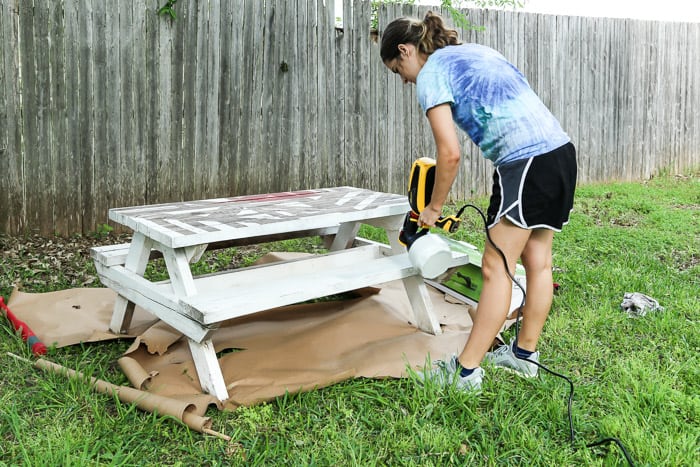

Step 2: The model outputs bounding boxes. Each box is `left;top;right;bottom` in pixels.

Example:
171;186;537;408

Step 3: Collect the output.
109;186;409;249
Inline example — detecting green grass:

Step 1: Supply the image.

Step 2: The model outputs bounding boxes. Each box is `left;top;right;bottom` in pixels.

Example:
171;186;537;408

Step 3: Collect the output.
1;173;699;466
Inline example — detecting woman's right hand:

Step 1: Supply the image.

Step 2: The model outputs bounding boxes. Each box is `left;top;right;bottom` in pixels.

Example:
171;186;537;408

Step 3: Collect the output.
418;204;442;228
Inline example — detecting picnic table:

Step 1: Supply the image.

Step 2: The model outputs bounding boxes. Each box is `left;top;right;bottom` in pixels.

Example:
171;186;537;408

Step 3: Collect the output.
91;187;469;401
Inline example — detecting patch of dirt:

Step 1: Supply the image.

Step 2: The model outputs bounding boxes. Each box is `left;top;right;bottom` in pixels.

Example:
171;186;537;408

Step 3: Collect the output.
0;233;130;296
0;234;275;298
657;250;700;272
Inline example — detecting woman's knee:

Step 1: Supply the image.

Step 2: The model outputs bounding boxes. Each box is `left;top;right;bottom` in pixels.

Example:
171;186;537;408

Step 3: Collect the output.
480;249;500;281
482;225;530;279
481;245;516;282
521;236;553;273
522;250;551;271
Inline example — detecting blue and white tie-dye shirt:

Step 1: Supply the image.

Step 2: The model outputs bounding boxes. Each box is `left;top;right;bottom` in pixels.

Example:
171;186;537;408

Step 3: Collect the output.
417;43;570;166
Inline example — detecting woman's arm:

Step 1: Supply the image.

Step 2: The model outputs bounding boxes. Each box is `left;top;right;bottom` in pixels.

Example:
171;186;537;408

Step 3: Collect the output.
419;103;461;227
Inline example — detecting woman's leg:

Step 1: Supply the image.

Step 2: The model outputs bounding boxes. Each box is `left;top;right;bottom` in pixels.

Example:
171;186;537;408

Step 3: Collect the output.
458;218;531;369
514;228;554;352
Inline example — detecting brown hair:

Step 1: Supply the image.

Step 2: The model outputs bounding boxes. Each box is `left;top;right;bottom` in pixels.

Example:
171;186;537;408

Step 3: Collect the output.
380;11;461;62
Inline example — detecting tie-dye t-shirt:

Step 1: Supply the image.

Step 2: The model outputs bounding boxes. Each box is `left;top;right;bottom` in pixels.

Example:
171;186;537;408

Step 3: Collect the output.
416;43;570;166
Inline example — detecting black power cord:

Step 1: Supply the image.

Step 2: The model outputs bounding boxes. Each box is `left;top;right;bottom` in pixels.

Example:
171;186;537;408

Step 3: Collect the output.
456;203;635;467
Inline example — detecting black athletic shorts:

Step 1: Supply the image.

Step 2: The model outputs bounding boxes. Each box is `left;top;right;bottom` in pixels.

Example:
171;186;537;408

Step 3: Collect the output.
486;142;577;231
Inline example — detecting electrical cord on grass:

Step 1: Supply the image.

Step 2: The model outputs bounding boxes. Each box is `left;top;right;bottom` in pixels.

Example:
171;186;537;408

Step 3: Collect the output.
457;203;635;467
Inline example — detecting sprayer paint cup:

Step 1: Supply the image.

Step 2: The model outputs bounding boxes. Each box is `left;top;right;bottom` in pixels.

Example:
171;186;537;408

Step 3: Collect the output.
408;233;452;279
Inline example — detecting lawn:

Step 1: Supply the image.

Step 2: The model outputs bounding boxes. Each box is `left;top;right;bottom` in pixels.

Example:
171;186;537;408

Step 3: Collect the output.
1;172;698;466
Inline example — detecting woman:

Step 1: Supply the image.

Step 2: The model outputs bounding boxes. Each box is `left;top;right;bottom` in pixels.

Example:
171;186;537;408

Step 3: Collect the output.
381;11;577;391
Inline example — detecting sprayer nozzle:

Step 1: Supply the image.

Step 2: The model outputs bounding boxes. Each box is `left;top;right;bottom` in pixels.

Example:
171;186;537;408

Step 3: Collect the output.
399;211;428;249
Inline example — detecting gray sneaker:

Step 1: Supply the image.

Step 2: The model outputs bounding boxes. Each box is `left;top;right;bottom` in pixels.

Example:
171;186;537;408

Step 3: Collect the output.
416;355;484;392
484;340;539;378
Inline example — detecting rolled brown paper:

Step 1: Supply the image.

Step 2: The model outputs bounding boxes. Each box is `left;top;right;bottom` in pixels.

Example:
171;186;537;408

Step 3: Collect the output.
32;357;229;440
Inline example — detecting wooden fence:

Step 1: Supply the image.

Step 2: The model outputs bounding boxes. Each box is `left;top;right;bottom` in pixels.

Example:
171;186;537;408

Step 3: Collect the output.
1;1;698;235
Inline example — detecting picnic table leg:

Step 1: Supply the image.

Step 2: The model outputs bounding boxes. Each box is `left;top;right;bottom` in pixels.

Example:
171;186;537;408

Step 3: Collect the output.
187;338;229;401
328;221;361;251
160;247;198;297
385;221;442;336
110;232;154;334
160;246;230;399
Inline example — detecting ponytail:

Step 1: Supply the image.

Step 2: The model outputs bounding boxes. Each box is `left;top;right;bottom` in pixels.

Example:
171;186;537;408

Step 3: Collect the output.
420;11;461;55
380;11;461;62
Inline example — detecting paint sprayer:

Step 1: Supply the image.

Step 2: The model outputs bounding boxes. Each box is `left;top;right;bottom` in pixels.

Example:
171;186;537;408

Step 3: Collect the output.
399;157;467;278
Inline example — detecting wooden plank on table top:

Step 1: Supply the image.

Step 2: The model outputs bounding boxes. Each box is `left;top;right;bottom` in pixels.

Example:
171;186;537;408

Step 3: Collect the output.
111;187;406;218
108;187;410;248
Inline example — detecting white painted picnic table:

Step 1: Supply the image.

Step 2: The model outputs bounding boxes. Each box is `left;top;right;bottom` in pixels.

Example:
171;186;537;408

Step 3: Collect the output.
92;186;469;401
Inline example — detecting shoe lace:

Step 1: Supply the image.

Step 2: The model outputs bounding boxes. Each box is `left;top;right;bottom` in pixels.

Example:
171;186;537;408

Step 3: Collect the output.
491;344;512;357
434;356;458;373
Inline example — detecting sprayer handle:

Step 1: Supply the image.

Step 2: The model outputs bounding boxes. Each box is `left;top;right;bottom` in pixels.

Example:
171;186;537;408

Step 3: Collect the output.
435;216;460;233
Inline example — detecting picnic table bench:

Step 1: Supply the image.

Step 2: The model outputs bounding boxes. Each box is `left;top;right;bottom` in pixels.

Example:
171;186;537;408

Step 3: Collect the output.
91;187;469;401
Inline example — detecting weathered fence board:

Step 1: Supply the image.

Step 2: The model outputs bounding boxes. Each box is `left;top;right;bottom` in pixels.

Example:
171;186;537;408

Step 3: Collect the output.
0;0;698;235
0;1;23;233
